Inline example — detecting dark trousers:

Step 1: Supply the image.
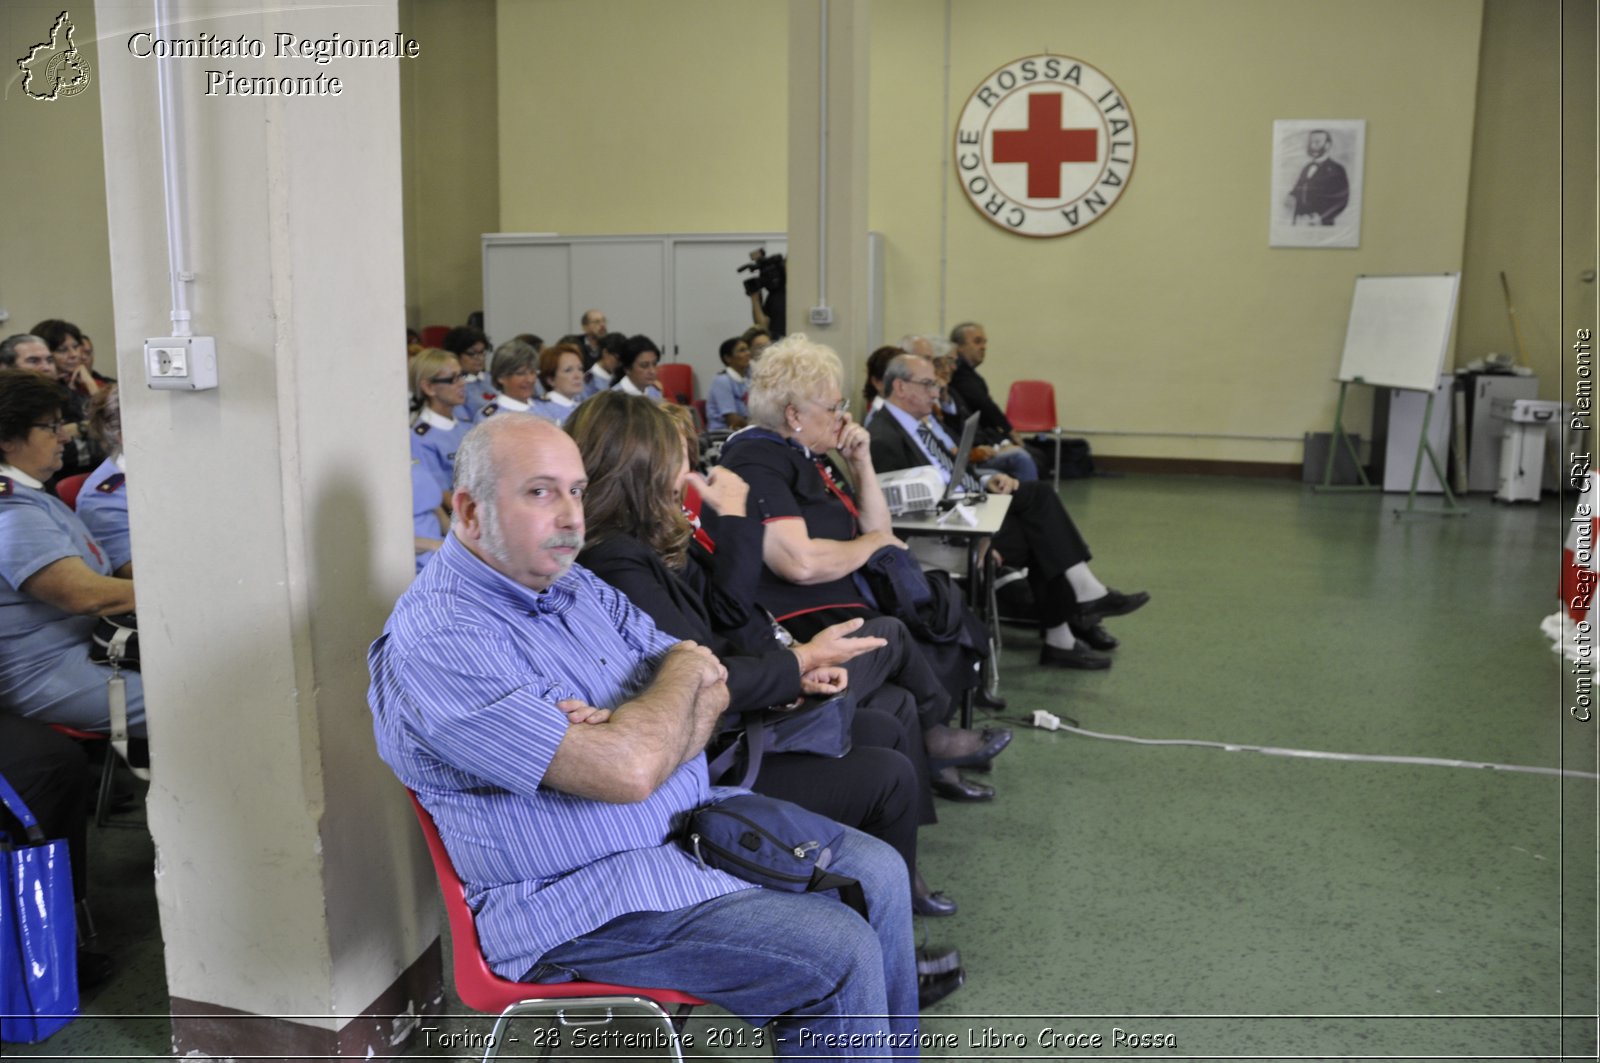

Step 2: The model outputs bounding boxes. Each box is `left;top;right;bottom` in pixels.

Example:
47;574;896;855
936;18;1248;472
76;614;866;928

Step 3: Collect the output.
0;713;90;900
990;480;1093;626
754;709;920;873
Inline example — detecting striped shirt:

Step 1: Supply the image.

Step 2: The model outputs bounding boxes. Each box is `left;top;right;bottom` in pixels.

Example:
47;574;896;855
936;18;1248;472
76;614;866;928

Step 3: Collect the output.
367;533;751;979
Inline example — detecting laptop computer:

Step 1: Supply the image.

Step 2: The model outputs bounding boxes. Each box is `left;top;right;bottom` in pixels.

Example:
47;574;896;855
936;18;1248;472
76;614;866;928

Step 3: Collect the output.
939;412;985;509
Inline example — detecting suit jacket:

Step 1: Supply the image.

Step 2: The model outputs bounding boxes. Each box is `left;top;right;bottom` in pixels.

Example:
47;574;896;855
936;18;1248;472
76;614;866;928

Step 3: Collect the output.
949;359;1013;438
1290;158;1349;224
867;407;982;494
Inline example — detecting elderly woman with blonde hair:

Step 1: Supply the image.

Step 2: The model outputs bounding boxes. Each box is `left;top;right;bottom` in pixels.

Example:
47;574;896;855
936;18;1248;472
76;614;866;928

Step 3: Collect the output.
717;335;1010;804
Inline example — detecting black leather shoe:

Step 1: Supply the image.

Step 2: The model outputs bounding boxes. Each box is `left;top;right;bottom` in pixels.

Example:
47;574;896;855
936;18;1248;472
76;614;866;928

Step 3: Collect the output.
931;767;995;801
1039;642;1112;670
918;966;966;1009
928;727;1013;771
1069;619;1119;651
913;888;958;917
916;945;961;976
1076;588;1150;623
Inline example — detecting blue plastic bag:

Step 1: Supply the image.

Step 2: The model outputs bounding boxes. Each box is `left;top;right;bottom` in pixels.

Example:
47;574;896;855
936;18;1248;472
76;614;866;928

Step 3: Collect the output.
0;771;78;1043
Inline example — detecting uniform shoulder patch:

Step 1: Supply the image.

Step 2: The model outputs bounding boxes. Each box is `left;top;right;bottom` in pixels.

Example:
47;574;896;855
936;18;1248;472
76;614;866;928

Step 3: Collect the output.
413;423;430;436
96;473;126;494
481;403;499;417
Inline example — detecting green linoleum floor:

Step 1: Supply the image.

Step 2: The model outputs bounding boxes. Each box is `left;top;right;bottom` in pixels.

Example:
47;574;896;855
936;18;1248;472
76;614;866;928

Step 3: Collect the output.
9;474;1596;1061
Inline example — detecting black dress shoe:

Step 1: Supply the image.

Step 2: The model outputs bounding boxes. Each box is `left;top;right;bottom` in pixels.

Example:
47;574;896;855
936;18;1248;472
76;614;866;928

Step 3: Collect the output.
913;888;958;917
931;767;995;802
928;727;1013;772
1076;588;1150;623
918;966;966;1009
1039;642;1112;670
1069;619;1119;651
916;945;961;976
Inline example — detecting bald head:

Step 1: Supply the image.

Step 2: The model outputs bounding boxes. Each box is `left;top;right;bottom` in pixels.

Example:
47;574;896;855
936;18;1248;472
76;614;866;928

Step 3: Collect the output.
452;414;588;591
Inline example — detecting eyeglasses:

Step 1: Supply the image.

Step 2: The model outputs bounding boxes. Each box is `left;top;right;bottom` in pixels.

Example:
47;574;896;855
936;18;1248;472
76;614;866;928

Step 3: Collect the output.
504;367;537;378
31;420;66;434
806;398;849;417
428;373;463;385
908;377;941;391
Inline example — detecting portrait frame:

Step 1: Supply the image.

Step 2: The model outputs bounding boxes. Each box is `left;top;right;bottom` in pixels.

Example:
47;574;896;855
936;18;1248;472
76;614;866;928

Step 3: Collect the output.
1270;119;1365;249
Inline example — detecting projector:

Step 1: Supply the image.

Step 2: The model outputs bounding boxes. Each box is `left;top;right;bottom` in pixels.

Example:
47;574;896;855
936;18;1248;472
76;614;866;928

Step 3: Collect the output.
878;467;946;516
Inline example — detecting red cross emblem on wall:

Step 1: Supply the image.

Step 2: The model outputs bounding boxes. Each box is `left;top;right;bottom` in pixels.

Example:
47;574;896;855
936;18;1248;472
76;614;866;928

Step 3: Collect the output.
991;93;1098;199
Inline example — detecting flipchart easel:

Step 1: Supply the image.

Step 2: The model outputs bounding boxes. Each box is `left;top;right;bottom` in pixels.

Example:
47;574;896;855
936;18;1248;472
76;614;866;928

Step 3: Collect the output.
1317;273;1465;517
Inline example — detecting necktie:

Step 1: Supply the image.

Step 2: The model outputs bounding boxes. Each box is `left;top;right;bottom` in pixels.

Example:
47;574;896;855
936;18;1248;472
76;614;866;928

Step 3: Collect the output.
918;420;980;492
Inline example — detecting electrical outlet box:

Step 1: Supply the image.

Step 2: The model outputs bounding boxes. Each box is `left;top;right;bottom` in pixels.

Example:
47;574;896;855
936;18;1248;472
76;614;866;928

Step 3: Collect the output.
144;336;218;391
808;306;834;326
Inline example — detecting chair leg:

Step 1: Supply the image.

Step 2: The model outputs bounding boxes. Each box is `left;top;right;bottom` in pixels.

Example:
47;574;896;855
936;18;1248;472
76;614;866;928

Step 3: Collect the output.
1052;430;1063;492
94;745;117;828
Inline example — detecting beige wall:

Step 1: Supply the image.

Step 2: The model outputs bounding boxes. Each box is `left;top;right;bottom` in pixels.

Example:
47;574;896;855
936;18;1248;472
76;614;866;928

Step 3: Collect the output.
871;0;1484;462
494;0;790;234
0;2;115;355
399;0;500;331
1459;0;1562;398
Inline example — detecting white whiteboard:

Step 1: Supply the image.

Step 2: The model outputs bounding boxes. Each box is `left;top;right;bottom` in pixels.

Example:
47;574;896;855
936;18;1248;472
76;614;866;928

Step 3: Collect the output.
1336;273;1460;392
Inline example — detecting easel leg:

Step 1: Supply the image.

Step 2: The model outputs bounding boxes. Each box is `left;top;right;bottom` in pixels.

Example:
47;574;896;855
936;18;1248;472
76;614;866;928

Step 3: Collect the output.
1398;390;1467;517
1317;381;1376;492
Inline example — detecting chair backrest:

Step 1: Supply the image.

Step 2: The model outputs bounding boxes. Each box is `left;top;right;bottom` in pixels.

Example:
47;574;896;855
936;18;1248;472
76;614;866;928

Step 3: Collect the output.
657;363;695;404
420;325;451;349
1005;380;1059;433
56;473;91;511
405;791;703;1011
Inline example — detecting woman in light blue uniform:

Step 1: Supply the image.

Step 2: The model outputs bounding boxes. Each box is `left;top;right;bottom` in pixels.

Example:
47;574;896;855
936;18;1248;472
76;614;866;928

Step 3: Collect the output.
613;334;664;402
529;343;586;426
443;326;498;417
581;332;626;400
705;335;753;432
0;370;143;734
408;348;477;507
478;340;541;419
76;384;132;571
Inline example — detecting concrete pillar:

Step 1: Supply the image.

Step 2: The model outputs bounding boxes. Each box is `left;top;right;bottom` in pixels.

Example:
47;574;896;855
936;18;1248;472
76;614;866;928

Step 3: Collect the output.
93;0;440;1056
787;0;872;384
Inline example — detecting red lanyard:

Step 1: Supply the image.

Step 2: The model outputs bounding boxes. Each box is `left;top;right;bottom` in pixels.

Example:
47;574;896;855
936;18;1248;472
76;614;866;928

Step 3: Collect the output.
814;458;860;528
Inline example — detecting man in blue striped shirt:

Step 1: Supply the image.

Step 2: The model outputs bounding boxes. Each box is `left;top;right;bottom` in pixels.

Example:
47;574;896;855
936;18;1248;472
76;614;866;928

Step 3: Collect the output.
368;414;918;1056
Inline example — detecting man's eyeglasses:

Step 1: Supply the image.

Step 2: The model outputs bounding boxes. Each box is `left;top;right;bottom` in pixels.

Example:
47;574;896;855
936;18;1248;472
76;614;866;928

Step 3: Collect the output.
31;420;67;435
429;373;463;385
908;377;941;391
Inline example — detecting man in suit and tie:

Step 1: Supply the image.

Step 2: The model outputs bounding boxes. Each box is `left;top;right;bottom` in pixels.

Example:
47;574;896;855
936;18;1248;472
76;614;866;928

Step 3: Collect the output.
1286;129;1349;225
867;353;1148;669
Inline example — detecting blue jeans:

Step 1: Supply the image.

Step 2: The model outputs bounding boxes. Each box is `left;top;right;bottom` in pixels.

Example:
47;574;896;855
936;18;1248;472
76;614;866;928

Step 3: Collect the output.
529;825;918;1058
979;446;1038;482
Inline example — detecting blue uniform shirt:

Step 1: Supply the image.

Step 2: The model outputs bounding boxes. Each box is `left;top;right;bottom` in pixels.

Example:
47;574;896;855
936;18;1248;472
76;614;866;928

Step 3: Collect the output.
529;393;580;426
76;455;132;571
0;470;145;733
367;534;751;979
409;406;477;501
460;373;499;418
705;369;749;431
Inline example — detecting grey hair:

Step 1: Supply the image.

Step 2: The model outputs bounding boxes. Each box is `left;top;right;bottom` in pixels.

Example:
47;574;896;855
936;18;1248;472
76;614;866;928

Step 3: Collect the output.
897;334;951;359
0;334;46;367
948;321;981;346
882;353;930;401
490;340;540;390
449;413;541;563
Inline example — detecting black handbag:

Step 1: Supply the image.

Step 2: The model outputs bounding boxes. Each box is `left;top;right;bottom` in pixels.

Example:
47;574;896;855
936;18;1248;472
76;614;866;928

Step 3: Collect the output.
707;692;855;789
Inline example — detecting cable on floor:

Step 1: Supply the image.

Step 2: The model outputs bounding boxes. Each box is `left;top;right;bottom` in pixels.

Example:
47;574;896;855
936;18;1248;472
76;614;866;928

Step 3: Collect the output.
987;711;1600;781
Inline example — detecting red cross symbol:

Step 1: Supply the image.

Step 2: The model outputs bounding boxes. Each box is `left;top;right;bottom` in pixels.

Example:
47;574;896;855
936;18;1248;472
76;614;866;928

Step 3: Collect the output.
991;93;1098;199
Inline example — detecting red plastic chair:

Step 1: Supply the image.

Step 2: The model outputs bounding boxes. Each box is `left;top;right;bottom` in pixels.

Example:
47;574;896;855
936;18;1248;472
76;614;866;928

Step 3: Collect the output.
420;325;451;349
406;791;703;1062
55;473;91;510
1005;380;1065;490
657;363;695;405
